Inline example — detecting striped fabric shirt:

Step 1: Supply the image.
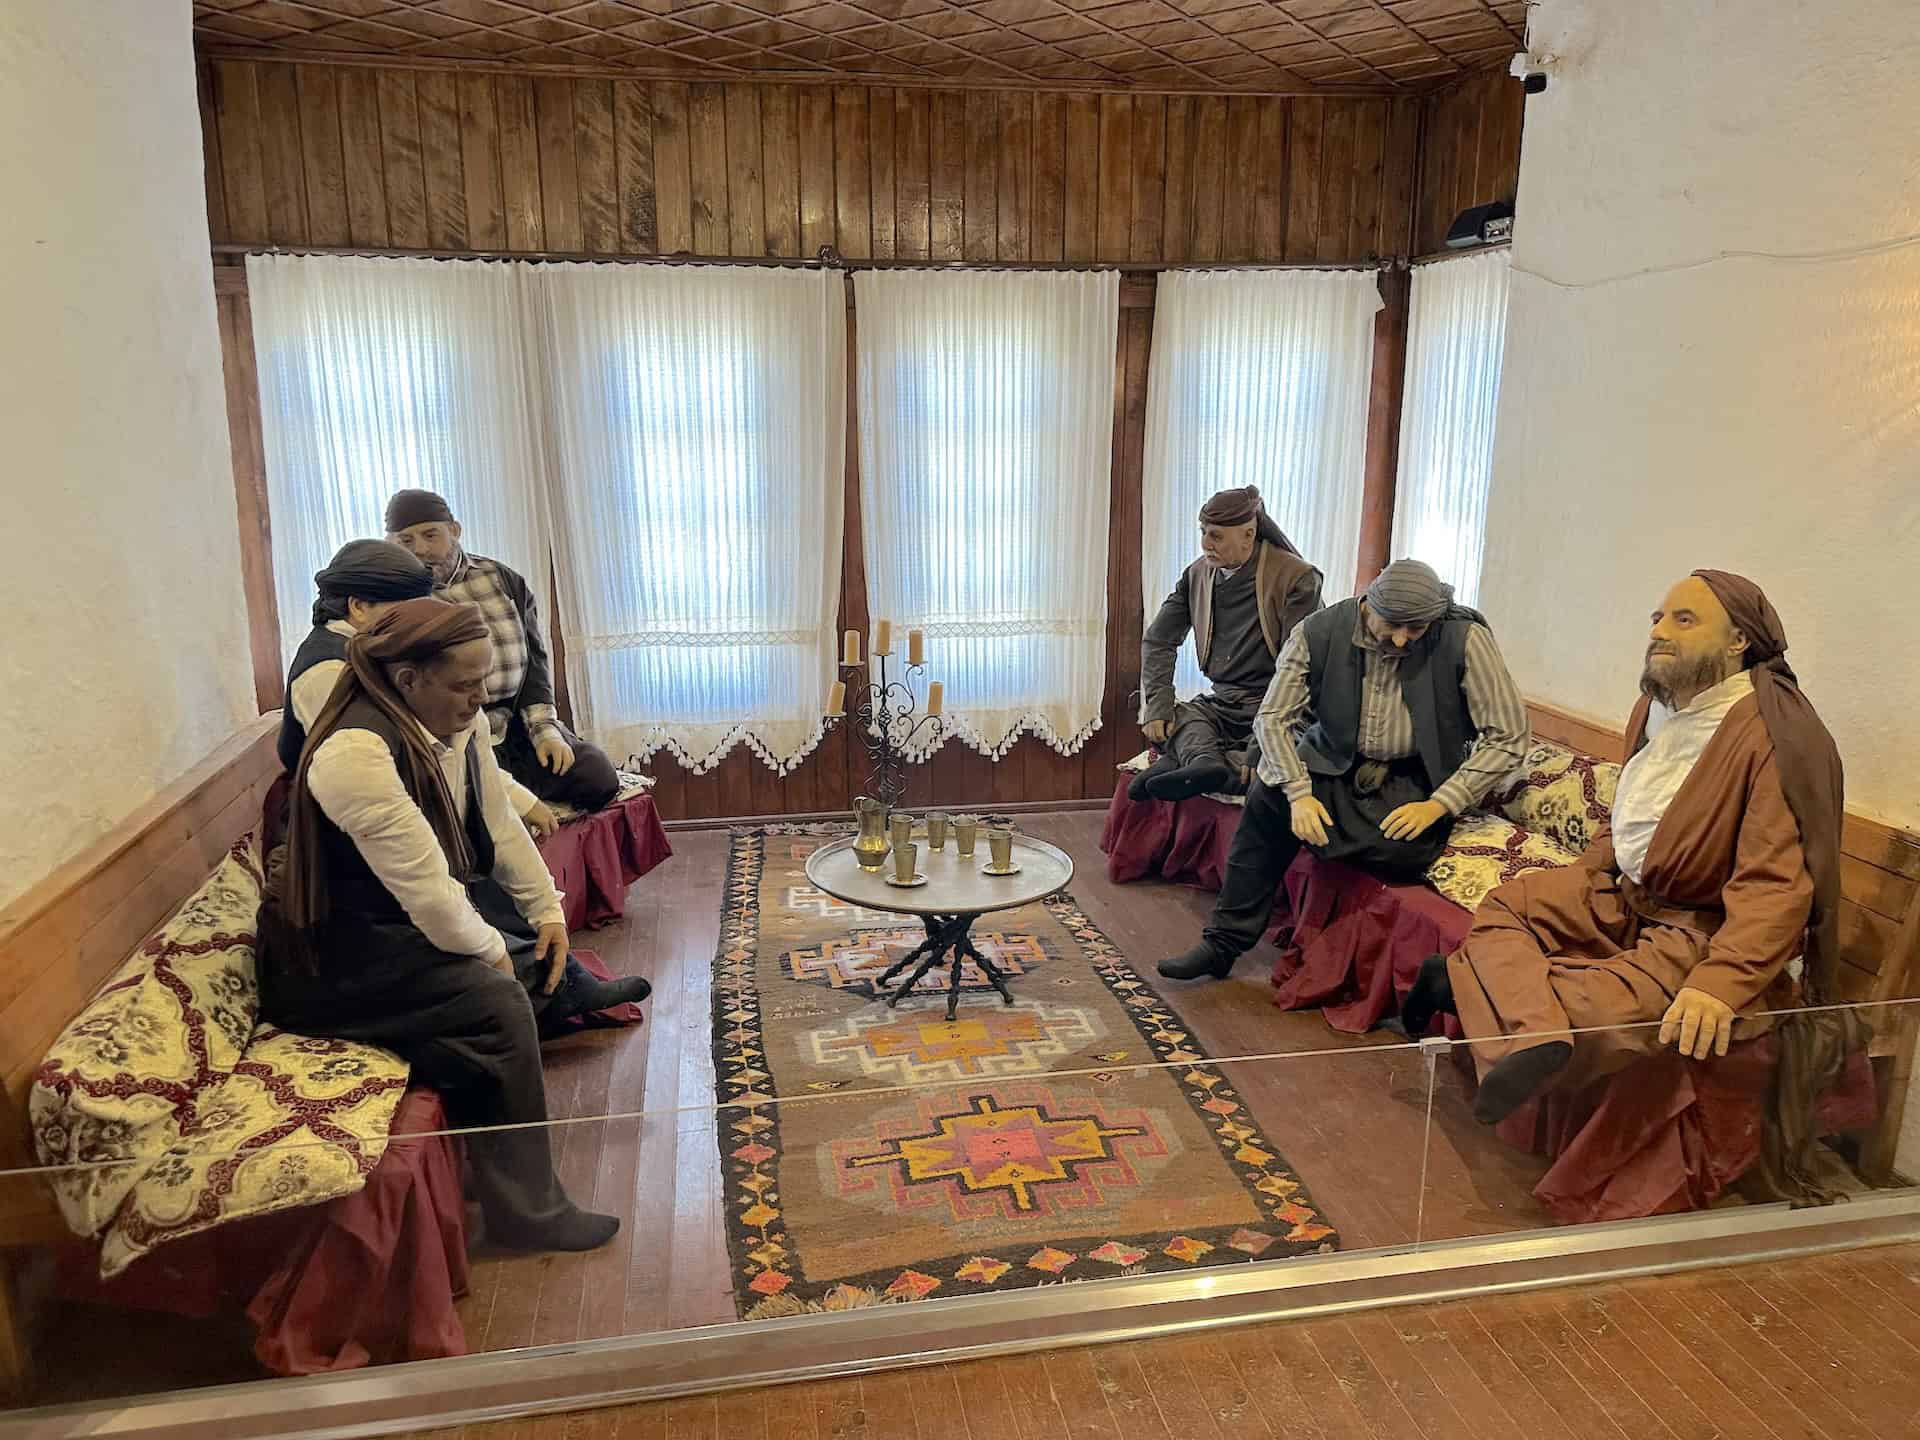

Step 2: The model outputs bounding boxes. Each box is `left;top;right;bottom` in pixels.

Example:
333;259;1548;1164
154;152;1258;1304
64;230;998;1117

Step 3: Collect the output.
1253;608;1530;816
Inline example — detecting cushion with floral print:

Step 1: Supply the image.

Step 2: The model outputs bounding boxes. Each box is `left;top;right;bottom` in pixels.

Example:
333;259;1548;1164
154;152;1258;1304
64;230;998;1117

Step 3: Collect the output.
1425;812;1586;914
1486;741;1622;858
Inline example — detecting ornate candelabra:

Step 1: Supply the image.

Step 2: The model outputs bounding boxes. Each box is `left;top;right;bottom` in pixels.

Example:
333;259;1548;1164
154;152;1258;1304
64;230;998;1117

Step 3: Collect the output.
822;623;943;812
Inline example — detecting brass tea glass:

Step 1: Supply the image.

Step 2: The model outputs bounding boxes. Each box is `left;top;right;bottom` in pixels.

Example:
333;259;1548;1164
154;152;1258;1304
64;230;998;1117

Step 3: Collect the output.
892;841;918;884
890;813;914;854
953;814;979;858
987;825;1014;871
925;812;950;850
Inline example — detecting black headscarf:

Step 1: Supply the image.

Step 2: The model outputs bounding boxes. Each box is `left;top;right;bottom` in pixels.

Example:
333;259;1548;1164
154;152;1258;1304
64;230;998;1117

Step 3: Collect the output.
311;539;435;625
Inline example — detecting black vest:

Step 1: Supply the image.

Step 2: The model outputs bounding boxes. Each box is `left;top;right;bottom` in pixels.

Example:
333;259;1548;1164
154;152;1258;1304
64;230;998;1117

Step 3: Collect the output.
313;697;496;931
1296;597;1476;793
278;625;351;772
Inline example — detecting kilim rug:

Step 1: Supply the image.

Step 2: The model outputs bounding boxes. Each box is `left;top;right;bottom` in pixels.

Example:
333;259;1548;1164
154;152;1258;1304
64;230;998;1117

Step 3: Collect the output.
712;828;1339;1319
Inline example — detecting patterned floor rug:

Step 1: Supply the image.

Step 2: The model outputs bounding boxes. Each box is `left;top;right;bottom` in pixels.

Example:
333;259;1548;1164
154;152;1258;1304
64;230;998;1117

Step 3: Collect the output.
712;829;1339;1319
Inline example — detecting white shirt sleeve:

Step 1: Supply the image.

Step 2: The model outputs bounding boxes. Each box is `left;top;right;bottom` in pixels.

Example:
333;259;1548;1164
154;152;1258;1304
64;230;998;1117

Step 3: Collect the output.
304;729;507;963
503;771;541;819
471;729;567;930
290;658;346;731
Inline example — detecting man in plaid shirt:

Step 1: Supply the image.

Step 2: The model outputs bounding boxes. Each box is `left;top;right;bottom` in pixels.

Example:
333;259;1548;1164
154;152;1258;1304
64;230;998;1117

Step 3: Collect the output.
386;489;619;813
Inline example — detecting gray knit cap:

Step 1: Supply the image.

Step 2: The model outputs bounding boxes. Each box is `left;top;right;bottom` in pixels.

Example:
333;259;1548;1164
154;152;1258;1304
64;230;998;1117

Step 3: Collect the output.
1364;560;1454;624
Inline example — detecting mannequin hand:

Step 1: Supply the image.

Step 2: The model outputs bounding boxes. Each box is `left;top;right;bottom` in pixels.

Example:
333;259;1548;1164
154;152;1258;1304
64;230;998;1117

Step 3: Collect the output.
1290;797;1333;847
1142;719;1173;745
1381;799;1448;842
523;799;558;840
534;732;576;775
1659;987;1734;1059
535;922;571;995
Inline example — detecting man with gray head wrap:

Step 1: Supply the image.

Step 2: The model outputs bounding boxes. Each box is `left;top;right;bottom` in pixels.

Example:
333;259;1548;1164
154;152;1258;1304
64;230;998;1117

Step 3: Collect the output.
1159;559;1530;982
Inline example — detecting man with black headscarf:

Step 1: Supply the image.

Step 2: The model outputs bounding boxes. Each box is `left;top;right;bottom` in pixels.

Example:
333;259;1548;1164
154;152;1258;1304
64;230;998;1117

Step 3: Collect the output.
385;489;620;814
1135;486;1323;801
280;540;560;840
1408;572;1847;1143
259;597;652;1252
1159;559;1529;981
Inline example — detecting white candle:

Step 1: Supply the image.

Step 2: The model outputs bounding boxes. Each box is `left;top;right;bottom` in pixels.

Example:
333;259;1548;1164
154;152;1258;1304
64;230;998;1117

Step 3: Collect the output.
842;629;860;666
874;619;893;656
826;680;846;717
926;681;943;717
907;628;926;666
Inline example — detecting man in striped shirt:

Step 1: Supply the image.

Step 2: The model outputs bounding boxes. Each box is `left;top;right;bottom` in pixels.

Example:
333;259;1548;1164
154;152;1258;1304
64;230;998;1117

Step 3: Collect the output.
1159;560;1529;982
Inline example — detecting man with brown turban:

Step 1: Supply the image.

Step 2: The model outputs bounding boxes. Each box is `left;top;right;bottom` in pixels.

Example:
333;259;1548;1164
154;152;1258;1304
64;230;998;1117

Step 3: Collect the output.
258;597;652;1252
385;488;619;814
1135;486;1323;801
1159;559;1529;981
1406;571;1846;1139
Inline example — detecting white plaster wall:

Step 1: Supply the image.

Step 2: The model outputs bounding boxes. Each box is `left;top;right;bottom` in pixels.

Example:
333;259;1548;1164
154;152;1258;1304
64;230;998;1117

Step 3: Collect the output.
0;2;253;910
1482;0;1920;1167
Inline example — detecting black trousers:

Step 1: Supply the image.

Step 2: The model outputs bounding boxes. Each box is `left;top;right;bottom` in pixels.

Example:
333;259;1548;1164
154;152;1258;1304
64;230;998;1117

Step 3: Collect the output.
499;713;620;812
258;897;593;1241
1202;759;1456;966
1165;694;1259;796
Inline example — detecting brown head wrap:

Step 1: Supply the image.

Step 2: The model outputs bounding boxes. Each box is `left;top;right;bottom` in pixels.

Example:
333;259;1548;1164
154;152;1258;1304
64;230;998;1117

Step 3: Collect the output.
279;597;492;964
1198;485;1302;557
384;488;456;534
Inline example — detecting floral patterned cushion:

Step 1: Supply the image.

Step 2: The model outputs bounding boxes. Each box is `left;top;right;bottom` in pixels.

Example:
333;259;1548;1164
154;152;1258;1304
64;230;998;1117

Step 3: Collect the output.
31;833;410;1273
1487;741;1621;857
1425;812;1586;914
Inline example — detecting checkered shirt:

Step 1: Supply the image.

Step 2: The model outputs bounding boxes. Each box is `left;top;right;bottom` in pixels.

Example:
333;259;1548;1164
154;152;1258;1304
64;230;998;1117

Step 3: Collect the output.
437;551;560;746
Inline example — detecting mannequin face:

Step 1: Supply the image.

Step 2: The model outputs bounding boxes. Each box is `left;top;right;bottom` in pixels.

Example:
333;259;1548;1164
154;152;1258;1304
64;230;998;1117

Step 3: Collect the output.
390;520;463;584
392;636;492;742
1362;602;1429;656
345;596;407;632
1643;577;1748;709
1200;520;1257;569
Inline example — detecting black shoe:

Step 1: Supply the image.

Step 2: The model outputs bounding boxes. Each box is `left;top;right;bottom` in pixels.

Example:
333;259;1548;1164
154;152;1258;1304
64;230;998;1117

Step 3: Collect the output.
1157;942;1236;981
1399;954;1456;1038
494;1207;621;1253
1472;1041;1573;1125
1145;760;1232;802
539;971;653;1037
1128;752;1178;802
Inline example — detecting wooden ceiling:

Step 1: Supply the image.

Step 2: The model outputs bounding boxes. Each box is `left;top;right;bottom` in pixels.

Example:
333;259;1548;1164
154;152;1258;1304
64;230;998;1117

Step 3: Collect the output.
191;0;1529;94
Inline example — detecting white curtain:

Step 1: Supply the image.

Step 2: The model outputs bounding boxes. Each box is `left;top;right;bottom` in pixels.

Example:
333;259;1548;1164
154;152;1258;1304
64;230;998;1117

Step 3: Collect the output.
1392;249;1511;608
247;253;550;667
536;264;846;775
1141;269;1382;698
854;269;1118;761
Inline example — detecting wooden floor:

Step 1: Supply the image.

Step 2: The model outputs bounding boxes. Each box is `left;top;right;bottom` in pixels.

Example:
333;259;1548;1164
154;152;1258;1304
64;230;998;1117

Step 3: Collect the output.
24;810;1558;1405
392;1240;1920;1440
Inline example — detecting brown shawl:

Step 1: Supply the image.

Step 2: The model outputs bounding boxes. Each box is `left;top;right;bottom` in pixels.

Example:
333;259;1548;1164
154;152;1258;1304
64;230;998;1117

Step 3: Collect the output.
279;597;491;962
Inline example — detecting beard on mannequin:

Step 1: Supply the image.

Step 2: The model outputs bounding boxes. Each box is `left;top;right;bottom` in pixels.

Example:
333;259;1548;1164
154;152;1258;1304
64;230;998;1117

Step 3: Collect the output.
1640;643;1736;710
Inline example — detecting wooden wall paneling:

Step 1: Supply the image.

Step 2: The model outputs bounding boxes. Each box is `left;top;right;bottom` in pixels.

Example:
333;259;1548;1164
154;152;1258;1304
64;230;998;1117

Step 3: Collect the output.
213;60;269;243
573;79;618;254
1356;268;1410;588
334;67;388;246
457;74;507;251
294;66;349;247
1349;100;1386;258
1414;71;1526;254
496;75;544;252
929;91;966;262
687;83;728;256
1061;94;1100;263
1160;96;1193;264
834;87;872;261
962;90;998;262
1128;95;1164;264
759;85;800;258
216;278;284;714
1030;93;1065;263
198;66;229;243
1382;96;1420;256
724;84;765;257
1449;79;1484;237
1218;96;1260;262
612;82;656;255
1316;99;1357;264
255;62;310;246
1095;95;1131;263
868;90;896;261
376;69;428;249
894;89;931;261
533;77;582;252
1283;95;1322;262
997;91;1032;263
651;82;693;254
1252;97;1288;261
1186;96;1227;263
797;86;835;256
416;71;470;250
1109;306;1152;786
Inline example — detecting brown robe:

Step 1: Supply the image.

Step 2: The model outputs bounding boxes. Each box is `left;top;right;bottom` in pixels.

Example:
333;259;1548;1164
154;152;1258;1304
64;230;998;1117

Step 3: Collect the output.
1448;693;1812;1092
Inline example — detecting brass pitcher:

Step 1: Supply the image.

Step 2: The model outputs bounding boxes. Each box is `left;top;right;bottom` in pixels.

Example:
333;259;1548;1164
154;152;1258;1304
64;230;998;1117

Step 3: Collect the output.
852;795;890;871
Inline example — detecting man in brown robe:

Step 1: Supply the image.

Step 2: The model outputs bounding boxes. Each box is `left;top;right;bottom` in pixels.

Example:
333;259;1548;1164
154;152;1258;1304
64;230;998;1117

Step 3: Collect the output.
1134;486;1323;800
1404;571;1845;1128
